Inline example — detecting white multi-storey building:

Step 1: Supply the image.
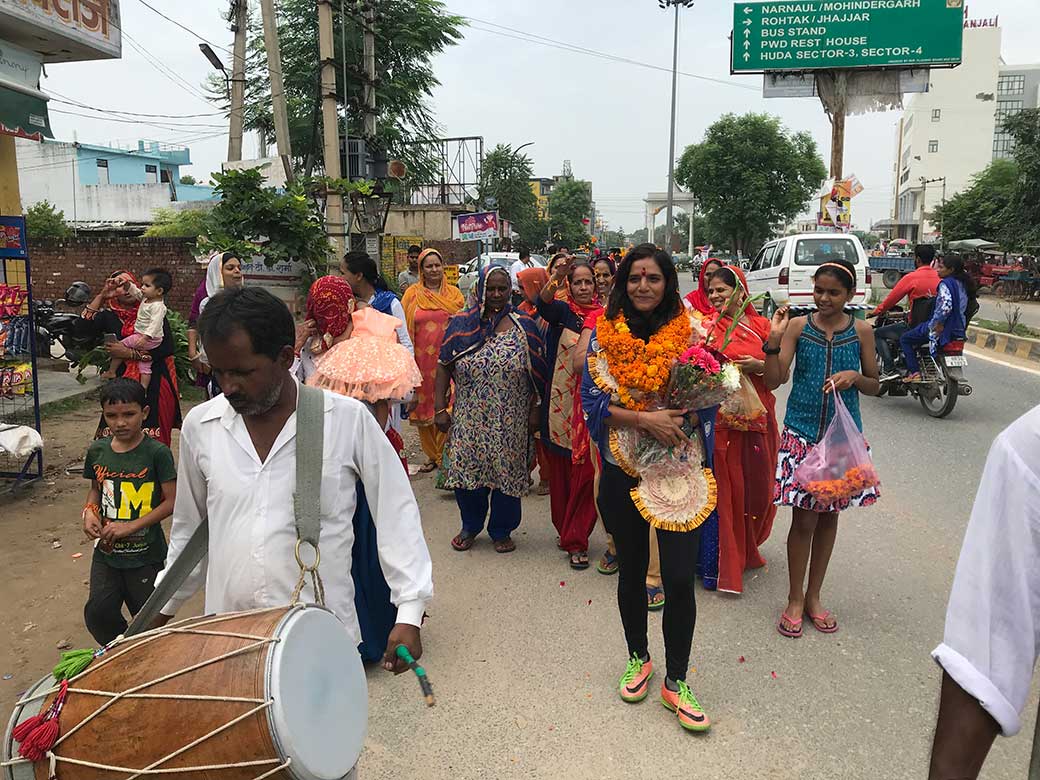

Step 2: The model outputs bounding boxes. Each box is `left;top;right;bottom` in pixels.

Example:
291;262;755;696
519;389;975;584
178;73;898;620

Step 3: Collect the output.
885;23;1040;242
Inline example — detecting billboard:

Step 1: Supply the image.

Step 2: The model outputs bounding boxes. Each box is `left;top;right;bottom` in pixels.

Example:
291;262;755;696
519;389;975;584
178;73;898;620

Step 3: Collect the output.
0;0;122;62
732;0;963;74
453;211;499;242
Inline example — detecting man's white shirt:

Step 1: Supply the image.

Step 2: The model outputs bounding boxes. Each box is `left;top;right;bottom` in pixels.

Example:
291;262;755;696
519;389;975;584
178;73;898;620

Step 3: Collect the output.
932;404;1040;736
509;259;534;292
156;381;433;645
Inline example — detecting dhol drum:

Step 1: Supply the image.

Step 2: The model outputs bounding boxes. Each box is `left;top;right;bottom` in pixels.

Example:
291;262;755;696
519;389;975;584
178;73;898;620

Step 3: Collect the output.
2;605;366;780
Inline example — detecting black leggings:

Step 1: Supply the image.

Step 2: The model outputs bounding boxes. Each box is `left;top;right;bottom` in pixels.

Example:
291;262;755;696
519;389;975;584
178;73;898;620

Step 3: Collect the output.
598;461;702;681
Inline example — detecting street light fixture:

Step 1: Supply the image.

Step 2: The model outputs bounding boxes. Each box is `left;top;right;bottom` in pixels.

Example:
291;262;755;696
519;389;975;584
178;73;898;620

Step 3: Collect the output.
199;43;230;98
658;0;695;252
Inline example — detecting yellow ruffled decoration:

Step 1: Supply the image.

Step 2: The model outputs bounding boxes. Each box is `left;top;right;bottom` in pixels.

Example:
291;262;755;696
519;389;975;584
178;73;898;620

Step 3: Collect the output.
630;467;718;532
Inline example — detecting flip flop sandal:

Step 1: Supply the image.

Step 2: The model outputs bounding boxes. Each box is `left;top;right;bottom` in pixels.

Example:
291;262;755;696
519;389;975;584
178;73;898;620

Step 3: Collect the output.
451;532;477;552
647;586;665;611
777;612;803;638
569;552;590;570
806;610;839;634
418;462;437;474
493;537;516;554
597;553;619;575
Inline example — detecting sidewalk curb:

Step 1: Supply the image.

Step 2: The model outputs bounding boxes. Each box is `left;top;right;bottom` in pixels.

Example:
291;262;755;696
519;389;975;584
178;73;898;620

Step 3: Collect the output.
38;380;101;415
966;325;1040;365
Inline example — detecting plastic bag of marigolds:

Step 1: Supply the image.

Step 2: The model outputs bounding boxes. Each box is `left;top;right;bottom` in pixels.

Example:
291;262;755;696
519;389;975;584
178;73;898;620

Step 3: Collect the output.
792;390;880;505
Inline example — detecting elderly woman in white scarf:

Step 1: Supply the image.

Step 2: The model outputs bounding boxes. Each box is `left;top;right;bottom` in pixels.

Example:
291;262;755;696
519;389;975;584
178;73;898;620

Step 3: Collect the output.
187;251;243;395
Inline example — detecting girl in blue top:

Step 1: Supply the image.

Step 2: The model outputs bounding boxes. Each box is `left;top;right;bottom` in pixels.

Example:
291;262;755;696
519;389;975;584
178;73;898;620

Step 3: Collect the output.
764;258;880;639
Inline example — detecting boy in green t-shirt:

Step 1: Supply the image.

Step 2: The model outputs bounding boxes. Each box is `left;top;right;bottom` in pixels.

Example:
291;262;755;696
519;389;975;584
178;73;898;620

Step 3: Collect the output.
82;378;177;645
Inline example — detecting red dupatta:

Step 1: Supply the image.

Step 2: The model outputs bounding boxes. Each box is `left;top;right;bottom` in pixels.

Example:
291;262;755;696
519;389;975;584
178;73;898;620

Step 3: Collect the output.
684;260;720;315
703;266;770;359
107;270;141;337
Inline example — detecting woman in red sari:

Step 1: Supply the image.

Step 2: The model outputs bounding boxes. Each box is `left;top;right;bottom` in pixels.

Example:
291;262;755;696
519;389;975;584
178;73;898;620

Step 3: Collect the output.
83;270;182;446
684;258;723;316
702;265;779;594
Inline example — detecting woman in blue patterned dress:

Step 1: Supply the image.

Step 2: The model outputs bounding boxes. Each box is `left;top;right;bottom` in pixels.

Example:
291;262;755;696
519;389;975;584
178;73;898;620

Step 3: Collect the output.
764;258;880;639
435;266;547;554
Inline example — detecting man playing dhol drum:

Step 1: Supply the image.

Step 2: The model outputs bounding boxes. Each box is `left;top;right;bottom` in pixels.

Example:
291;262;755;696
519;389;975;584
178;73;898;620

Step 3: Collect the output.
152;287;433;677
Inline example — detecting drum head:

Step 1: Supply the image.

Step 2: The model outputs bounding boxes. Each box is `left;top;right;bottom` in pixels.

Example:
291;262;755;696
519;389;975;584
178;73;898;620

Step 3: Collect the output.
266;607;367;780
3;676;55;780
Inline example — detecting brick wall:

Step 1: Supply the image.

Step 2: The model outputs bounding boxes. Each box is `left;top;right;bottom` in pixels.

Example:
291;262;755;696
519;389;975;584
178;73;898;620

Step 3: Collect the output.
423;240;480;265
28;237;204;317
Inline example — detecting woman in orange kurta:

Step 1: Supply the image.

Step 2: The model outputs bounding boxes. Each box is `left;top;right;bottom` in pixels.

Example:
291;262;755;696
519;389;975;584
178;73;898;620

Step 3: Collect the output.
703;266;780;594
402;248;466;472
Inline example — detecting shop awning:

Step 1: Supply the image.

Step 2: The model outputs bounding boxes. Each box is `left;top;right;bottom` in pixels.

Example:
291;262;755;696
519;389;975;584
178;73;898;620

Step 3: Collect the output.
0;84;52;142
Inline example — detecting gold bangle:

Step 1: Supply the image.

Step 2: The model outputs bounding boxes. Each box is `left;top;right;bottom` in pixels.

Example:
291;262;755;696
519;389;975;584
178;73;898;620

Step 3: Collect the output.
435;407;449;415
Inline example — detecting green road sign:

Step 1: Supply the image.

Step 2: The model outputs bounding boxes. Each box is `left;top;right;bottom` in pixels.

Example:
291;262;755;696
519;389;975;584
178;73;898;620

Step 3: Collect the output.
731;0;964;73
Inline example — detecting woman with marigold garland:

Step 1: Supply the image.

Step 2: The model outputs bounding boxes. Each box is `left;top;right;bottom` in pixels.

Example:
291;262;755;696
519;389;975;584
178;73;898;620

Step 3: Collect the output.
764;258;880;639
580;244;716;733
702;266;780;595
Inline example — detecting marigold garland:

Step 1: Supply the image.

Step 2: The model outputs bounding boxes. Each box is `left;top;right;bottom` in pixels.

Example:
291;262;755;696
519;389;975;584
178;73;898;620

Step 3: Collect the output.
596;312;692;410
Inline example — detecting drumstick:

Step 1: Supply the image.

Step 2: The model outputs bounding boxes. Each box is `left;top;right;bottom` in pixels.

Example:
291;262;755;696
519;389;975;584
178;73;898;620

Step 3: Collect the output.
395;645;435;707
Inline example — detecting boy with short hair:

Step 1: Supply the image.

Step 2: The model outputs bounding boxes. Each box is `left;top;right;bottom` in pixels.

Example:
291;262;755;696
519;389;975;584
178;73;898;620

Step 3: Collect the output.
82;378;177;645
102;267;172;390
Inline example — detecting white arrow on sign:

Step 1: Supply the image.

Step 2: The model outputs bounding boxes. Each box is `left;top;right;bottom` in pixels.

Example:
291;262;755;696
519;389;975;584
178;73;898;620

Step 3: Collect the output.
743;18;752;26
744;7;753;14
744;40;751;49
744;52;751;60
744;28;751;37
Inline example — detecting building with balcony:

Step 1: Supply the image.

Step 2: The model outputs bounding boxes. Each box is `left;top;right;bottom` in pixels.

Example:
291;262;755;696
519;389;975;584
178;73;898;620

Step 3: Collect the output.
887;23;1040;243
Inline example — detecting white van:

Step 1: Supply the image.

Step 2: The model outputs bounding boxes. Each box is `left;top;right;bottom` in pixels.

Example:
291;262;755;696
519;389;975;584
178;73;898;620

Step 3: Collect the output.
745;233;872;316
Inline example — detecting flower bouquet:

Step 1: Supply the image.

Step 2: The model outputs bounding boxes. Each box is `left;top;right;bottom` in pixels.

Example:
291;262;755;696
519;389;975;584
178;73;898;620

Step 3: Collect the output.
665;345;742;412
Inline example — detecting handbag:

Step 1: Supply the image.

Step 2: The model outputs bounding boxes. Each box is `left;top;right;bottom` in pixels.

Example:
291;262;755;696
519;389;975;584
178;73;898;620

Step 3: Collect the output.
128;384;326;634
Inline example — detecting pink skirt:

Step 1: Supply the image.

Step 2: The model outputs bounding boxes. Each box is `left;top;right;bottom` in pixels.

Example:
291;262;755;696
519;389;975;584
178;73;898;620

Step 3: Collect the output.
307;335;421;402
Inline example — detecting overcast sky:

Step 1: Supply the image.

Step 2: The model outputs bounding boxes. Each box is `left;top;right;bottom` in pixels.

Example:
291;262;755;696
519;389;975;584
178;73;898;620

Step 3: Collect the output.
38;0;1040;234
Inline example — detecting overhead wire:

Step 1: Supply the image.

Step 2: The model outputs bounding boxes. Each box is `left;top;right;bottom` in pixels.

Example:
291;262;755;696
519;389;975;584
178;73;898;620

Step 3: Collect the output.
460;14;759;93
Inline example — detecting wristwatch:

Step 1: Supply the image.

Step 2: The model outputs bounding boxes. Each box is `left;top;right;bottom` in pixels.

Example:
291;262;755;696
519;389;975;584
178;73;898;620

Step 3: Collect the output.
762;342;781;355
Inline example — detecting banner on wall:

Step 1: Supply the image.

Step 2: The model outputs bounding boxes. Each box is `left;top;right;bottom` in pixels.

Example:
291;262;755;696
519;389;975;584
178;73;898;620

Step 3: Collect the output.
380;235;423;284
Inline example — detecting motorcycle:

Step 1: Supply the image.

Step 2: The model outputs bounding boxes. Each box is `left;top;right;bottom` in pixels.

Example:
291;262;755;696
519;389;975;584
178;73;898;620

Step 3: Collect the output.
34;282;102;365
872;309;972;419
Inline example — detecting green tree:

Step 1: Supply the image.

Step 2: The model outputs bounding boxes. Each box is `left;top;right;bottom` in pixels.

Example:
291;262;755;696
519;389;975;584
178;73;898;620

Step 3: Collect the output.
676;113;826;255
929;159;1017;244
179;174;198;185
197;168;332;282
216;0;464;181
999;109;1040;251
600;228;627;248
852;230;881;249
24;200;71;241
144;207;212;239
477;144;539;243
548;179;592;249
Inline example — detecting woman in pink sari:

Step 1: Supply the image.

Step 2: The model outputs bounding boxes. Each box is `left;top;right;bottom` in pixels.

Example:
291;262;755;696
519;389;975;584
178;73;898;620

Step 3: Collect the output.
401;248;466;473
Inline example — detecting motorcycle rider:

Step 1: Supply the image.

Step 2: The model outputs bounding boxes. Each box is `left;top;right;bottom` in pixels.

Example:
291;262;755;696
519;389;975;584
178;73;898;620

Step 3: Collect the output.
869;244;939;381
900;254;977;383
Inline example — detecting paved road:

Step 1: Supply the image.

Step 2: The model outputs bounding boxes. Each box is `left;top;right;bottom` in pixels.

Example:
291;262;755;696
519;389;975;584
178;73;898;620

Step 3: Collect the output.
361;317;1040;779
975;296;1040;331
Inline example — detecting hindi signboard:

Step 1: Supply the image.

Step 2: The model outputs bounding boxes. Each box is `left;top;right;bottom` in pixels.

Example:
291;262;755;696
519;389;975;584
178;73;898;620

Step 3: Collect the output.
732;0;963;74
0;0;121;62
453;211;499;242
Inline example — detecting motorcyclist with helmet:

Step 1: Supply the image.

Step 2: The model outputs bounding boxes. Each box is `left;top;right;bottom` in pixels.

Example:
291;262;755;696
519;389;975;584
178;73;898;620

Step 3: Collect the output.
869;244;940;381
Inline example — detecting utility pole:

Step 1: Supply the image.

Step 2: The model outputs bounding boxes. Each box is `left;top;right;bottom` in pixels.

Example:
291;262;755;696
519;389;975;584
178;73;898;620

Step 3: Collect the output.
226;0;247;162
317;0;345;256
361;1;377;141
658;0;694;252
259;0;293;181
919;176;946;247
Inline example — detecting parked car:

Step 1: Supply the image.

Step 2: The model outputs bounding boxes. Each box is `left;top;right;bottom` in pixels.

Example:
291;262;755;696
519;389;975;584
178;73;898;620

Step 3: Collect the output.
458;252;547;297
745;233;871;316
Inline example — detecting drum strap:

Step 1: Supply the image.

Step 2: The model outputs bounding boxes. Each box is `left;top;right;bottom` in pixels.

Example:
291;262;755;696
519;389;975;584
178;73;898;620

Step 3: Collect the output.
126;384;327;636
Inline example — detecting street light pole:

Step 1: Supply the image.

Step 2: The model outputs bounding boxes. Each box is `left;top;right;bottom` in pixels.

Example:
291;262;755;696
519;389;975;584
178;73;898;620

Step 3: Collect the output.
660;0;694;253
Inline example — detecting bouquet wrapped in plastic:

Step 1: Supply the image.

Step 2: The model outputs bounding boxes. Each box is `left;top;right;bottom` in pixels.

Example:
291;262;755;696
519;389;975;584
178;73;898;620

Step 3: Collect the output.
665;345;742;413
793;391;881;505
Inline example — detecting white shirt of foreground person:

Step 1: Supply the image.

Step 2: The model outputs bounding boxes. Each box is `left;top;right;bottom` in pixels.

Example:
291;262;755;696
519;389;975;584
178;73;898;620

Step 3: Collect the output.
155;379;434;644
932;404;1040;736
